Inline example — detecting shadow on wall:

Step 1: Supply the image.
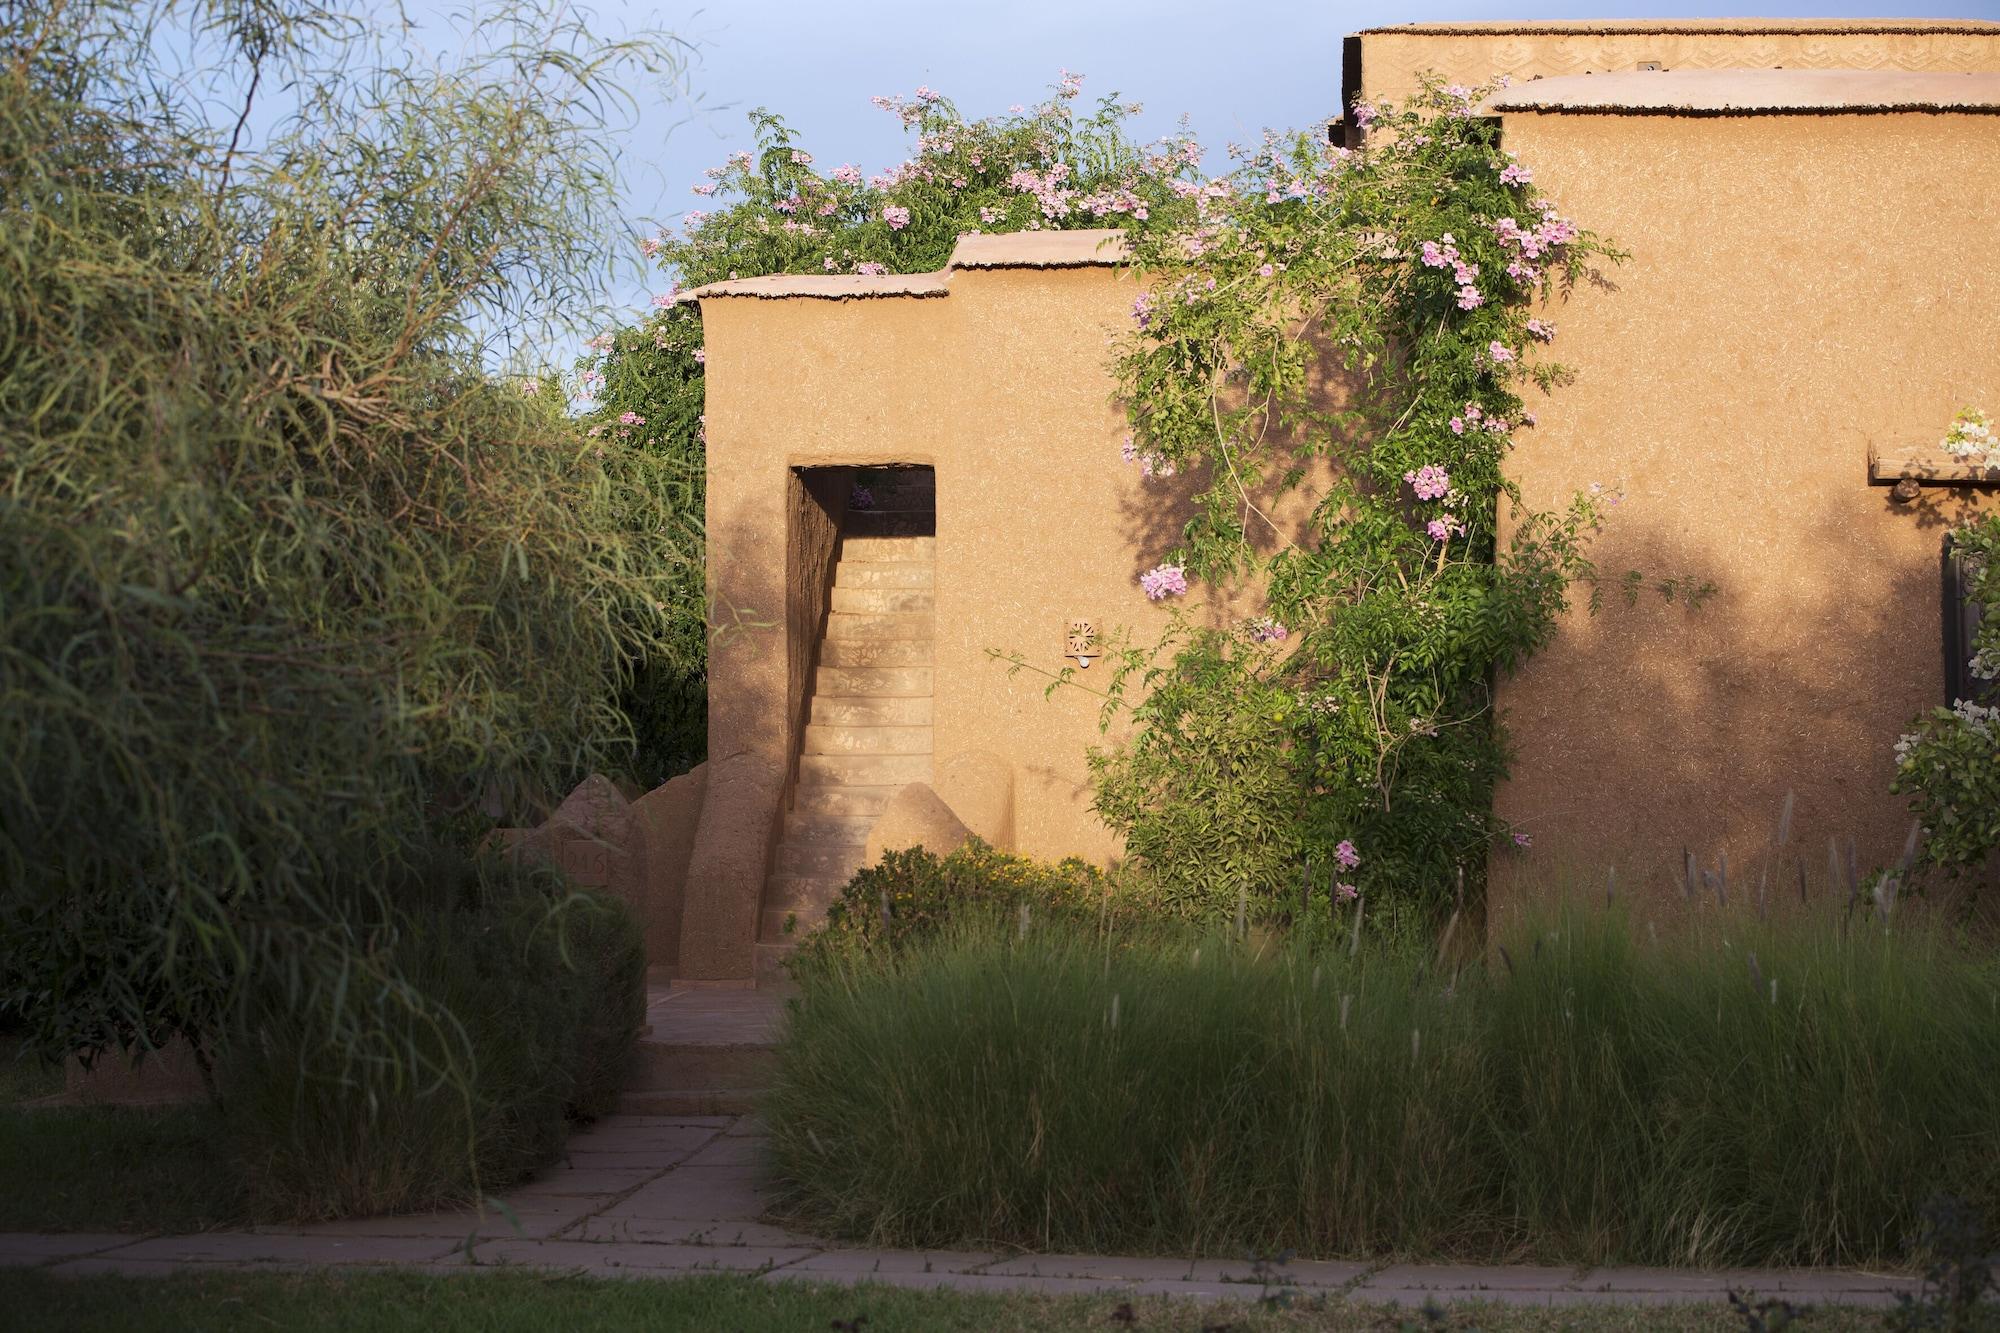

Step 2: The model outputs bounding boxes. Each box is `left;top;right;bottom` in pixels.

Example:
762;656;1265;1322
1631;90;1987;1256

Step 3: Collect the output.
1493;482;1999;928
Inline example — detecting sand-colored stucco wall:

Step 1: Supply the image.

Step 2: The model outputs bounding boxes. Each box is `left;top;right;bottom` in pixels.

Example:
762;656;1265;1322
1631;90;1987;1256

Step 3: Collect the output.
1350;19;2000;111
701;265;1192;872
1489;108;2000;928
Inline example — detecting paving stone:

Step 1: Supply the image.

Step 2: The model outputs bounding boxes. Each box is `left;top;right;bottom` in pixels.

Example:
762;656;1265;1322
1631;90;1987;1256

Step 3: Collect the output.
1187;1257;1367;1288
0;1234;140;1266
763;1268;1206;1297
589;1114;736;1129
680;1136;768;1167
503;1166;667;1198
981;1254;1203;1281
459;1238;814;1274
53;1256;217;1279
595;1166;772;1221
563;1125;720;1153
1364;1262;1588;1291
575;1217;818;1248
112;1234;458;1265
784;1248;1000;1277
561;1148;701;1170
262;1200;592;1242
1573;1267;1793;1296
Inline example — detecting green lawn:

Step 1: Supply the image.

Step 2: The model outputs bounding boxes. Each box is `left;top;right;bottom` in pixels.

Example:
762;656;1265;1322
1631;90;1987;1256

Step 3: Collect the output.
0;1269;1888;1332
0;1102;245;1234
1;1030;242;1234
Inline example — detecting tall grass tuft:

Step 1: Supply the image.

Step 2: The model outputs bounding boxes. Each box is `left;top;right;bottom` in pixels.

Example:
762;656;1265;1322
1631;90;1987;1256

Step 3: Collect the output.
223;847;645;1221
768;903;2000;1267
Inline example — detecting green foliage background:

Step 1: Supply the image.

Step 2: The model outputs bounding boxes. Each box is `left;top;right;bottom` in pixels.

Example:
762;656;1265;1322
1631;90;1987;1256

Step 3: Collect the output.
0;0;682;1105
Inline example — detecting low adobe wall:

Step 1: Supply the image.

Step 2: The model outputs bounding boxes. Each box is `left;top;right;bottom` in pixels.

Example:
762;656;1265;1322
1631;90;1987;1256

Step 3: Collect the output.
1488;74;2000;929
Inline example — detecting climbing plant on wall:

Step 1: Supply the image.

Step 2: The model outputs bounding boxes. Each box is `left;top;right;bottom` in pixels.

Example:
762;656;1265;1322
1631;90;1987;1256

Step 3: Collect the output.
579;75;1196;785
1078;80;1703;931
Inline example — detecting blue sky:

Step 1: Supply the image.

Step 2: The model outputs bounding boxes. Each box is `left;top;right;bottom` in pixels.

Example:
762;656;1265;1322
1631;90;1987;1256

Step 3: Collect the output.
175;0;2000;342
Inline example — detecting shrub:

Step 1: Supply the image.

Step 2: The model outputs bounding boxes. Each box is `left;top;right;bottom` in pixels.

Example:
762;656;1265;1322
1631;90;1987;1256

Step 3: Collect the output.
1894;508;2000;881
794;840;1141;972
768;902;2000;1268
224;847;644;1221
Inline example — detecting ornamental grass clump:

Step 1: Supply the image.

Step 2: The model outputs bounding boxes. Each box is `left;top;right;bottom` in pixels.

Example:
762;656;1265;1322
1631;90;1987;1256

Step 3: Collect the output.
767;901;2000;1268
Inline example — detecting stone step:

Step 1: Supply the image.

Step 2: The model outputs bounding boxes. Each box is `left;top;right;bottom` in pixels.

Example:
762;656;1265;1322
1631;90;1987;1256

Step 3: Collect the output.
819;638;932;668
752;876;848;928
802;723;931;756
836;563;934;590
798;752;932;786
627;1040;778;1095
783;812;876;844
830;586;935;614
777;839;870;881
813;665;932;698
844;509;935;537
842;534;935;562
753;942;799;988
793;783;901;818
823;610;934;642
811;695;932;726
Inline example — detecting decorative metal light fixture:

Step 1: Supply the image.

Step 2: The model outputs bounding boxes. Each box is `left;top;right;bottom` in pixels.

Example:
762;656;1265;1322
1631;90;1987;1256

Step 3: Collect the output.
1066;619;1099;669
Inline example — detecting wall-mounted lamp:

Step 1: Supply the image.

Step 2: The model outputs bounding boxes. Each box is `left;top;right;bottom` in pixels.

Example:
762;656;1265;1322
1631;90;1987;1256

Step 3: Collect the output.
1066;619;1100;669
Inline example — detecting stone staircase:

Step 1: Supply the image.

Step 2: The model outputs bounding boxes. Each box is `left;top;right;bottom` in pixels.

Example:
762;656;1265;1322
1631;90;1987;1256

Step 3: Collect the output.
755;470;935;984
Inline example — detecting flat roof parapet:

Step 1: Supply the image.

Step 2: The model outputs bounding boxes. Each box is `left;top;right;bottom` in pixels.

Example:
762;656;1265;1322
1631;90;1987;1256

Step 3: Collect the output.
684;228;1128;303
1358;18;2000;36
1481;67;2000;114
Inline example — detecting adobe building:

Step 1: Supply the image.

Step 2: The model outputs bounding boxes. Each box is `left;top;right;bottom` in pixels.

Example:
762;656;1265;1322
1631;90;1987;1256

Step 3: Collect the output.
637;18;2000;983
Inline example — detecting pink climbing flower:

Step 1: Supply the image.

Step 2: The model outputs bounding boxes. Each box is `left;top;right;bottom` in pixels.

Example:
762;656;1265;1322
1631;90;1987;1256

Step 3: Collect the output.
1499;159;1532;186
693;349;706;364
1139;563;1188;600
1350;100;1378;128
618;411;645;426
833;164;863;186
650;293;675;309
1513;832;1533;849
882;205;911;230
1334;840;1360;870
1488;341;1515;363
1526;318;1556;342
855;262;888;276
1335;882;1360;903
1404;465;1450;501
1456;285;1484;310
1427;518;1453;542
1249;617;1289;644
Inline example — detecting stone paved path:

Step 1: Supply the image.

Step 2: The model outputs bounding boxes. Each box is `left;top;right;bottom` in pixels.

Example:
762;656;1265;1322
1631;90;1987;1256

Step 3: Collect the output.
0;1111;1923;1309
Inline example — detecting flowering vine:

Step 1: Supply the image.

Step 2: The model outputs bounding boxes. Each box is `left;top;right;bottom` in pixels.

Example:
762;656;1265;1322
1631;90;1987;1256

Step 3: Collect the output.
1077;79;1685;928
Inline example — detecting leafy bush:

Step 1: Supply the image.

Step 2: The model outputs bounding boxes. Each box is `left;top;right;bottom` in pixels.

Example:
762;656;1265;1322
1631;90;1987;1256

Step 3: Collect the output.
1894;510;2000;879
769;903;2000;1268
0;0;685;1089
795;840;1140;970
225;848;644;1221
